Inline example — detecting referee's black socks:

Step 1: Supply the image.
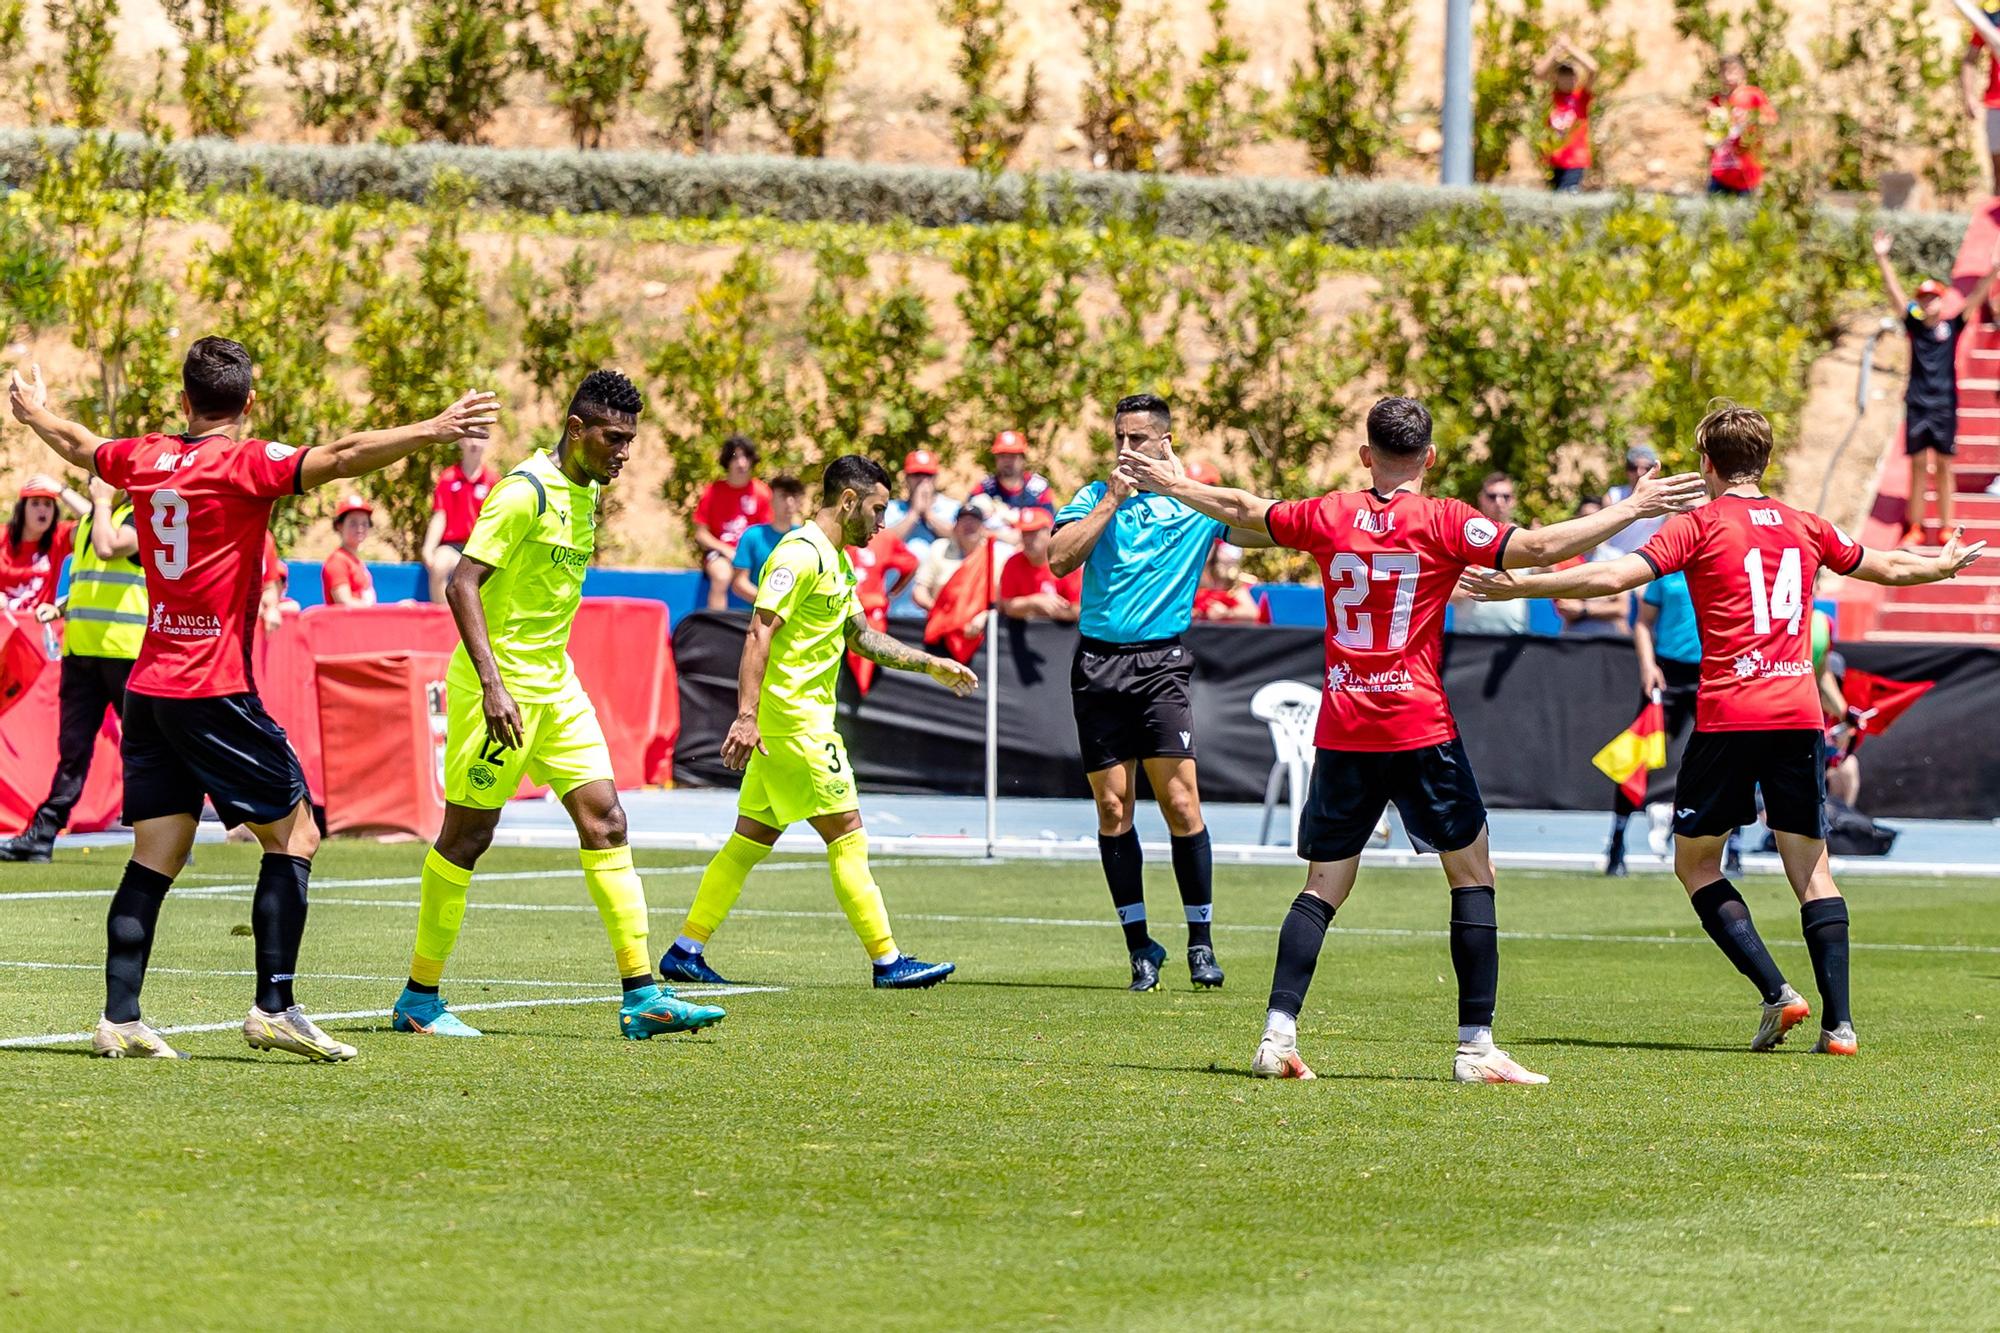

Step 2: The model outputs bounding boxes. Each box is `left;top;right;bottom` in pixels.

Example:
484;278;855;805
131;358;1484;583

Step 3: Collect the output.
104;861;173;1024
1170;829;1213;949
253;853;312;1013
1690;879;1787;1005
1800;896;1852;1029
1097;829;1151;951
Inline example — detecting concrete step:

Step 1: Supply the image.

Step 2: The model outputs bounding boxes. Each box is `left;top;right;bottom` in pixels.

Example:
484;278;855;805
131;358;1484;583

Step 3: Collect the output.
1863;627;2000;645
1872;603;2000;636
1872;576;2000;604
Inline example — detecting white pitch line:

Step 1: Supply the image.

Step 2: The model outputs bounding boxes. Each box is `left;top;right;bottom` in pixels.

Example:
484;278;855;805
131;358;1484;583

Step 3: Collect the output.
0;961;614;988
0;984;785;1050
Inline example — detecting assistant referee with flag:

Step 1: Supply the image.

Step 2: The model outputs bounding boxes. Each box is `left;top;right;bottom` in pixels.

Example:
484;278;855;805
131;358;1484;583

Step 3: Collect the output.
1;477;144;862
1050;394;1274;991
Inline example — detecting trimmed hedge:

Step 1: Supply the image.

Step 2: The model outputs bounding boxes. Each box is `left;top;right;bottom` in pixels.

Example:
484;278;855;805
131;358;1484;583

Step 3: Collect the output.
0;129;1969;266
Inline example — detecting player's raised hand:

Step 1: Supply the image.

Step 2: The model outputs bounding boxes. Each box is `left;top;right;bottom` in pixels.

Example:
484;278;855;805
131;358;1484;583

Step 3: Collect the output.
927;655;979;697
1624;462;1706;517
1935;527;1988;579
1872;230;1893;259
9;364;47;422
482;679;526;753
426;390;501;444
1457;567;1524;602
1115;440;1181;494
721;712;766;771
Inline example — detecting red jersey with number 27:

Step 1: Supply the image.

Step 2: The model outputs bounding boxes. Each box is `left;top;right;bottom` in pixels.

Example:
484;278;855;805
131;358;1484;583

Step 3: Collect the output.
94;432;308;699
1637;495;1864;732
1268;489;1517;751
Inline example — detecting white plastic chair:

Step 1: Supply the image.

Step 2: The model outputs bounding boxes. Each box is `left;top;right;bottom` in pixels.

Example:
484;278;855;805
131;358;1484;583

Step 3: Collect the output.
1251;680;1321;845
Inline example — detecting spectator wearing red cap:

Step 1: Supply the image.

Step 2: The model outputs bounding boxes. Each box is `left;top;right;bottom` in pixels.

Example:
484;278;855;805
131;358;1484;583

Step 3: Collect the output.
692;434;772;610
420;437;497;605
886;448;959;553
997;508;1082;623
322;495;377;608
1;474;83;611
1873;228;2000;543
975;430;1056;528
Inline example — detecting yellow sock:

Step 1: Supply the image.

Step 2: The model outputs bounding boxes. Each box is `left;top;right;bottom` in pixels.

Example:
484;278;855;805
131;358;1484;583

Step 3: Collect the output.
827;829;896;962
580;844;651;981
410;847;472;987
683;833;770;945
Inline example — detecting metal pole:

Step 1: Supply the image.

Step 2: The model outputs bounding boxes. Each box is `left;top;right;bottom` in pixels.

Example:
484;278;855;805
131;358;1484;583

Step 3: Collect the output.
1441;0;1473;186
983;540;999;860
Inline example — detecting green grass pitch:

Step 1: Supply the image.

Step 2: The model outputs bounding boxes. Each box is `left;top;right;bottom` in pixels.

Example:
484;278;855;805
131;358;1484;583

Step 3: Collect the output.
1;842;1997;1329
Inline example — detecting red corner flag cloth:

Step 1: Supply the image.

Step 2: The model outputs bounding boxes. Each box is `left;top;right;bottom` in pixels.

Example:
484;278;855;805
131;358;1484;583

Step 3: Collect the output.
1591;698;1667;807
0;613;49;719
923;538;995;665
1840;670;1934;750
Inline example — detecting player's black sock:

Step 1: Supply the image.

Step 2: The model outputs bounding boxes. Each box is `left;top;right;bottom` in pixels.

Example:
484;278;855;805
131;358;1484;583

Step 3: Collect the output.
1689;879;1787;1005
1800;897;1852;1029
404;979;440;995
252;853;311;1013
1098;829;1150;951
1268;891;1335;1017
1170;829;1213;949
620;973;656;993
1449;885;1499;1029
104;861;172;1024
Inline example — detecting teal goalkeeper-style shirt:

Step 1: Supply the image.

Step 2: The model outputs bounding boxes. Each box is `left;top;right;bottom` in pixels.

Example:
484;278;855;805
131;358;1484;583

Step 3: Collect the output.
1643;571;1701;666
1055;482;1227;643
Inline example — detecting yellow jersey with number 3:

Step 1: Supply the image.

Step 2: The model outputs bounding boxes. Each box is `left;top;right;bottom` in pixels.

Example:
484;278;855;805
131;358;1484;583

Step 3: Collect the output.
754;519;861;738
446;450;597;703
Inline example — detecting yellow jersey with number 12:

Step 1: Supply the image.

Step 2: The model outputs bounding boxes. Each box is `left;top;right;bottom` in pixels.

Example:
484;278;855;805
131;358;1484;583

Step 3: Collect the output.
754;519;861;738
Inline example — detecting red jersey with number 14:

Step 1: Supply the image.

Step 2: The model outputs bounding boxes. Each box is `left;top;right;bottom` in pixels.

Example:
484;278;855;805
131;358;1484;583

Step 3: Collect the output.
1636;495;1864;732
94;432;308;699
1268;489;1516;751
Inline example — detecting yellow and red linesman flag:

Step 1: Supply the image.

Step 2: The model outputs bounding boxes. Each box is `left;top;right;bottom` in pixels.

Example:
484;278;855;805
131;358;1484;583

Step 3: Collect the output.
1592;697;1667;807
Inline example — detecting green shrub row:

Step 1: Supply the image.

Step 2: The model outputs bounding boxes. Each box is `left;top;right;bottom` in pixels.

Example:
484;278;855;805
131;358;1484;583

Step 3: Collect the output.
0;129;1970;271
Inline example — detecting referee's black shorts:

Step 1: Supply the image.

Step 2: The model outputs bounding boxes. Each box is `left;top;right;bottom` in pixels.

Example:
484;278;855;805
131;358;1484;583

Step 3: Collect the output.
1672;727;1826;840
122;691;311;829
1297;738;1488;863
1071;636;1197;774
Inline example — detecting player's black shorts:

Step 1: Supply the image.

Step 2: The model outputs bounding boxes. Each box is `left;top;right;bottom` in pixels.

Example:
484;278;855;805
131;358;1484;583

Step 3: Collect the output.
1673;727;1826;840
1298;738;1487;862
1905;410;1957;455
122;691;311;829
1071;636;1197;774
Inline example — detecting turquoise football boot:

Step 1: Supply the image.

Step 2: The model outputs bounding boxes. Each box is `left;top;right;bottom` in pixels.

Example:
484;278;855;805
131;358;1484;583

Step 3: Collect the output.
391;986;483;1037
619;984;726;1039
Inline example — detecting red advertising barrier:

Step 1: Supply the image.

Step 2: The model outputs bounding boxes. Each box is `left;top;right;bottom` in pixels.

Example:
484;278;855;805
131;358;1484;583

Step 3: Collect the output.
0;597;680;839
316;652;452;839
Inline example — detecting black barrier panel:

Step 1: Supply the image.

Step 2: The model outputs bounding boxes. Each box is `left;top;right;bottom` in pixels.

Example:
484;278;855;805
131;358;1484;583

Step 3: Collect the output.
672;611;2000;820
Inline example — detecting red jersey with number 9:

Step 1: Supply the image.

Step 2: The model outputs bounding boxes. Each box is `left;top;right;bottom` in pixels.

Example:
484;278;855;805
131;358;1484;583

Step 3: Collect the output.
1268;489;1517;751
94;432;308;699
1636;495;1864;732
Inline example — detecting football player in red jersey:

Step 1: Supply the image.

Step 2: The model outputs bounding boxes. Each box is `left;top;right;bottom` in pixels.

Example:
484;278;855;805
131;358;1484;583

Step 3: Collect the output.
1464;405;1984;1058
9;339;497;1061
1119;397;1705;1083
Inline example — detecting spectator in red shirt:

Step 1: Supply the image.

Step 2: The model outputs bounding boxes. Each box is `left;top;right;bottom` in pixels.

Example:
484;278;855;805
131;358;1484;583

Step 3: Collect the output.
1193;541;1263;623
692;434;772;610
0;474;81;611
322;494;377;608
974;430;1057;535
997;508;1082;623
852;528;920;618
1706;55;1775;197
1535;37;1597;192
421;437;496;605
1962;19;2000;192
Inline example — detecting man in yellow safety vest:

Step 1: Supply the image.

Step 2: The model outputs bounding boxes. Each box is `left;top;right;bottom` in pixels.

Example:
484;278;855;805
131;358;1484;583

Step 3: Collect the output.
2;478;146;863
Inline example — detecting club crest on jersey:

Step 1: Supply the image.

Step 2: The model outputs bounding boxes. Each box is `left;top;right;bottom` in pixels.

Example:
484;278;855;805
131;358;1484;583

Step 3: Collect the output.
1731;649;1812;679
1353;509;1396;536
1463;516;1499;547
1328;662;1414;694
1748;508;1782;527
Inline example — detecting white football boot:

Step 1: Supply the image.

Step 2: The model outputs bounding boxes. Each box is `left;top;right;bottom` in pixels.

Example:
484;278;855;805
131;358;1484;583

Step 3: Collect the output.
1251;1030;1317;1080
92;1016;186;1059
243;1005;356;1062
1750;984;1811;1053
1453;1042;1549;1084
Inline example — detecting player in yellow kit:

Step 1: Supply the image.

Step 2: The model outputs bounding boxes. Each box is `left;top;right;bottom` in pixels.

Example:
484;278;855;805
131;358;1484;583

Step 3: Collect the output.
390;370;726;1039
662;455;979;988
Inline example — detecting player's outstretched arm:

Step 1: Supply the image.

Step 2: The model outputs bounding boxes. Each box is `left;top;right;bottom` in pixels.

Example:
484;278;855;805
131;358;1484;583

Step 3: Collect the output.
9;365;108;472
1461;553;1655;603
1501;463;1705;568
844;614;979;696
1114;442;1277;532
445;554;524;751
298;390;499;492
1847;528;1987;587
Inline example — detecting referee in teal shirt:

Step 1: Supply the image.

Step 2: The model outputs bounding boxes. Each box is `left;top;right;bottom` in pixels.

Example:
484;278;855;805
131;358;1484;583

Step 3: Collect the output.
1051;394;1274;992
